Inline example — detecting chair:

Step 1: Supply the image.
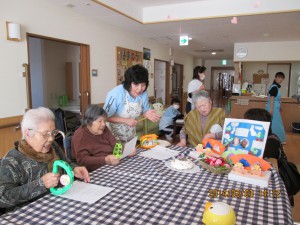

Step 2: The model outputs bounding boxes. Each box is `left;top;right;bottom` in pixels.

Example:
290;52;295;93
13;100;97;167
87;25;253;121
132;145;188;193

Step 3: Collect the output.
0;159;5;215
63;135;76;162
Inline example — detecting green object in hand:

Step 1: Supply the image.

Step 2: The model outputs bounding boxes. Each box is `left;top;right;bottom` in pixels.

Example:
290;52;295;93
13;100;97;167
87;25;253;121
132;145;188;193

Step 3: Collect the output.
50;160;74;195
113;143;123;159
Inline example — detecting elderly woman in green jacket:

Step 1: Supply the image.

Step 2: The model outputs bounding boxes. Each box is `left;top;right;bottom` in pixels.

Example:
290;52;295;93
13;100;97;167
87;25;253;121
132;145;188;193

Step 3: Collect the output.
177;90;225;147
0;107;90;213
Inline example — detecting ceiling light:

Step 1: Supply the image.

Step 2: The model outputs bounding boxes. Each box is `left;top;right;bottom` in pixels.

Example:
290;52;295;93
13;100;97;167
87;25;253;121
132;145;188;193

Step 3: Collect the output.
188;37;192;40
211;52;216;55
263;33;269;37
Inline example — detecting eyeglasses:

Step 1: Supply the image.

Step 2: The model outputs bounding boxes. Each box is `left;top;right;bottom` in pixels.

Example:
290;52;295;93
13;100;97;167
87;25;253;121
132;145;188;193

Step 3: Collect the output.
29;129;59;139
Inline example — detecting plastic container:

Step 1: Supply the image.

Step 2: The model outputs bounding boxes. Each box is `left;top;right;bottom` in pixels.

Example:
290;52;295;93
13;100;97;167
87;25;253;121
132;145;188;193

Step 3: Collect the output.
292;123;300;134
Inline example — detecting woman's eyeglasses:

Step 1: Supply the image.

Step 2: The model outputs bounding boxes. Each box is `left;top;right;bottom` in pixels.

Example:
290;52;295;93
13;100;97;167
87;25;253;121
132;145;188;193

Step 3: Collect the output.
29;129;59;139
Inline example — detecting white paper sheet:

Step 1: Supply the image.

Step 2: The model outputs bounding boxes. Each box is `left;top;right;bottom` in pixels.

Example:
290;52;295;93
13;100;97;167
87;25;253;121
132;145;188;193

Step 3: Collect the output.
139;145;179;160
57;180;114;204
121;136;138;159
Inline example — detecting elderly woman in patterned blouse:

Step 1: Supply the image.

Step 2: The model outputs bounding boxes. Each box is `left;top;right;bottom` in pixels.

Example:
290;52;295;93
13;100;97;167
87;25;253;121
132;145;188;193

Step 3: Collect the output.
177;90;225;147
0;107;90;213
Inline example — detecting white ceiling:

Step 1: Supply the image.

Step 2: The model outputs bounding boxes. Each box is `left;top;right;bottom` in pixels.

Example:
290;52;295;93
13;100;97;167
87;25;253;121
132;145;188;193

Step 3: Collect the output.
47;0;300;60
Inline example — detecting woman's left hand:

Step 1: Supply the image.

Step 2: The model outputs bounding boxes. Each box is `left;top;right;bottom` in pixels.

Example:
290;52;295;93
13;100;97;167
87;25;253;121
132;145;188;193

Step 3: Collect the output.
203;133;215;140
73;166;90;183
143;109;160;122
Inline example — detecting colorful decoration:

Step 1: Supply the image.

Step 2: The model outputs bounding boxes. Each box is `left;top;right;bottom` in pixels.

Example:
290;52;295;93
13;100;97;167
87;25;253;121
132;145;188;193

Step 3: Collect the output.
250;162;263;176
202;139;226;157
202;201;236;225
140;134;158;149
231;17;238;24
230;154;271;172
222;118;270;158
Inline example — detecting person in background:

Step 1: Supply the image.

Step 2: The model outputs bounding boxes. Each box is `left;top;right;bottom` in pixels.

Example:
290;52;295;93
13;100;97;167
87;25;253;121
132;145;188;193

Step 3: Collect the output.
177;90;225;147
71;104;120;172
104;64;160;143
244;108;280;159
0;107;90;212
266;71;286;144
186;66;206;113
159;98;184;141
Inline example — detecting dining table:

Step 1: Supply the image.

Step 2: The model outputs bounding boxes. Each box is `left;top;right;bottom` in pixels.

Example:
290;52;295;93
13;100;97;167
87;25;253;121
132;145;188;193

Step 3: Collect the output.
0;145;293;225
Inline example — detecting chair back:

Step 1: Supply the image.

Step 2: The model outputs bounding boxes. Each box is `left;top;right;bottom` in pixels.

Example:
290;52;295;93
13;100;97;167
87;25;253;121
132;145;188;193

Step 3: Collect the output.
64;135;76;162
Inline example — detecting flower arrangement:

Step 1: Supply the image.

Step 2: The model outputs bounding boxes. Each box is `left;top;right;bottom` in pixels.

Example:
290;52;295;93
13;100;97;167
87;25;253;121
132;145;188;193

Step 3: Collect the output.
199;155;232;175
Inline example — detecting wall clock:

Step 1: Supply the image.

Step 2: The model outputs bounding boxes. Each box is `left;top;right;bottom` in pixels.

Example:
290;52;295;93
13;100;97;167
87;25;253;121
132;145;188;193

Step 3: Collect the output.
236;47;248;58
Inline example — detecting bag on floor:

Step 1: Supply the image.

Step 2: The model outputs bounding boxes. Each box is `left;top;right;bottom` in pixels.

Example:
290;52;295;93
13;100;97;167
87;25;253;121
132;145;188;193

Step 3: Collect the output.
278;147;300;197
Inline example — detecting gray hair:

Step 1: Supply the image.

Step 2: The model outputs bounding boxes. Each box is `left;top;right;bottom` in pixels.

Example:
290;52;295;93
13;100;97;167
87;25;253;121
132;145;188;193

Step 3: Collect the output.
21;107;55;139
192;90;211;105
83;104;107;127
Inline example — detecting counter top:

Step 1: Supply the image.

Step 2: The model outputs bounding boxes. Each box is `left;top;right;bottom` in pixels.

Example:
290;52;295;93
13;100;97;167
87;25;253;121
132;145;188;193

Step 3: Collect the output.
230;95;299;103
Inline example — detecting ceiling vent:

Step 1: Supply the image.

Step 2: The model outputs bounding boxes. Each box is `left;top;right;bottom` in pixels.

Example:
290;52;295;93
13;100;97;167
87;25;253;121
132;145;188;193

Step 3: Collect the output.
64;3;75;8
151;36;173;44
194;49;224;53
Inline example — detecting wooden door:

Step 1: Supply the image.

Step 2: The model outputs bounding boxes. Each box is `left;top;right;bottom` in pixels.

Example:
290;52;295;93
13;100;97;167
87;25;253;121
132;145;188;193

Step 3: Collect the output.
0;116;22;158
171;63;184;110
79;45;91;113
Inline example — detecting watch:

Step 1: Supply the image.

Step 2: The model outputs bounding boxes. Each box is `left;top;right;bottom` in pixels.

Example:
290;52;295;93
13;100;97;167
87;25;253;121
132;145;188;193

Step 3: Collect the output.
236;47;248;58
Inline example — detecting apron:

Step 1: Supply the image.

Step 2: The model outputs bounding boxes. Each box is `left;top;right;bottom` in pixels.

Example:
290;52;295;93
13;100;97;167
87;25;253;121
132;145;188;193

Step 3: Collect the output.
266;84;286;142
109;91;142;142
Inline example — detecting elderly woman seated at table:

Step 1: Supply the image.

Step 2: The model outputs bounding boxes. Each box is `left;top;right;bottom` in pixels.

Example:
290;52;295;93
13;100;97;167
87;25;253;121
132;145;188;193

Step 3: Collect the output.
177;90;225;147
71;104;120;172
0;107;90;213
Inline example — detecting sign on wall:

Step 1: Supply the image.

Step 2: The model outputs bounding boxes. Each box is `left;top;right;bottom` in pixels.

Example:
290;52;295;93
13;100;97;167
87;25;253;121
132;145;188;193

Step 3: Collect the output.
116;47;143;85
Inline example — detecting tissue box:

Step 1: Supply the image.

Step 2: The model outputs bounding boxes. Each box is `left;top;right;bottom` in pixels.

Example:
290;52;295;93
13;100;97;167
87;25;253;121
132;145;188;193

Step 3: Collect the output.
228;170;271;188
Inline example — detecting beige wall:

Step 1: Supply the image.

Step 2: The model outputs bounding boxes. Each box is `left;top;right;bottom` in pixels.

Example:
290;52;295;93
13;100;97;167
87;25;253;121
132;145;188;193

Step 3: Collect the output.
0;0;194;118
234;41;300;62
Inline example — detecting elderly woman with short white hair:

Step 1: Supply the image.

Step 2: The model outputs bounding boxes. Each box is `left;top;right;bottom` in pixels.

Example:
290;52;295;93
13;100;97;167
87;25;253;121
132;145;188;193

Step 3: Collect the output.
0;107;90;213
177;90;225;147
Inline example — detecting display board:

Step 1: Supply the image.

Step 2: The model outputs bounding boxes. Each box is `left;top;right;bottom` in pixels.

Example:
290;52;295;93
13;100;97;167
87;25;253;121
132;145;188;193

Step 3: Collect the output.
116;47;143;85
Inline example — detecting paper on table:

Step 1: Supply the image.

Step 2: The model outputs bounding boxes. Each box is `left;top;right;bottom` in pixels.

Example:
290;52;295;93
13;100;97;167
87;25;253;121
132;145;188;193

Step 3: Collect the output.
139;145;179;160
58;180;114;204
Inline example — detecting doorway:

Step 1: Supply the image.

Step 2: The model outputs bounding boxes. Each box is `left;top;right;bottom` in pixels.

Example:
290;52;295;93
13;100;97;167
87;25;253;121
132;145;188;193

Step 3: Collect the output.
171;63;184;110
154;60;167;104
211;67;235;108
26;34;90;114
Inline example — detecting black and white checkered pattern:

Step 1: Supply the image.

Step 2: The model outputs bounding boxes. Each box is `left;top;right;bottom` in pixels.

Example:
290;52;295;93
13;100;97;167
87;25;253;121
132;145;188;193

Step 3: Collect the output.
0;146;293;225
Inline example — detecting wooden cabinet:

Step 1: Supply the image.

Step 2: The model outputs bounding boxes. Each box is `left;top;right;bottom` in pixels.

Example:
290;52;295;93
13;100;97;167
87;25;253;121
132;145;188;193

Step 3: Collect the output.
0;116;22;158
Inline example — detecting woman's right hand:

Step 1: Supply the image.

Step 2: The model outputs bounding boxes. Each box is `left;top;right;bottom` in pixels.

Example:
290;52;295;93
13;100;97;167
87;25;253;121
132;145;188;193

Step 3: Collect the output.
125;118;138;127
199;84;205;91
177;140;186;147
42;173;60;188
105;155;120;166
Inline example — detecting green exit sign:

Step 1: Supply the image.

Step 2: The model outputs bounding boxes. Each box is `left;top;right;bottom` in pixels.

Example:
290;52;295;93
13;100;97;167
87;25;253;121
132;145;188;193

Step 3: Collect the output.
222;59;227;65
179;36;189;46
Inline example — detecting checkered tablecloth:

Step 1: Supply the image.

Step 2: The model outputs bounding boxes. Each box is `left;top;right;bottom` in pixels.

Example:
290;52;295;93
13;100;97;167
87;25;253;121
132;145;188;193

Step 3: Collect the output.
0;146;293;225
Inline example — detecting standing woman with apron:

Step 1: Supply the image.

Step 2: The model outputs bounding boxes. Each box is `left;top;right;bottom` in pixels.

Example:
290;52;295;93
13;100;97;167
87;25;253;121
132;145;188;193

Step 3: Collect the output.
104;64;160;143
266;72;286;143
